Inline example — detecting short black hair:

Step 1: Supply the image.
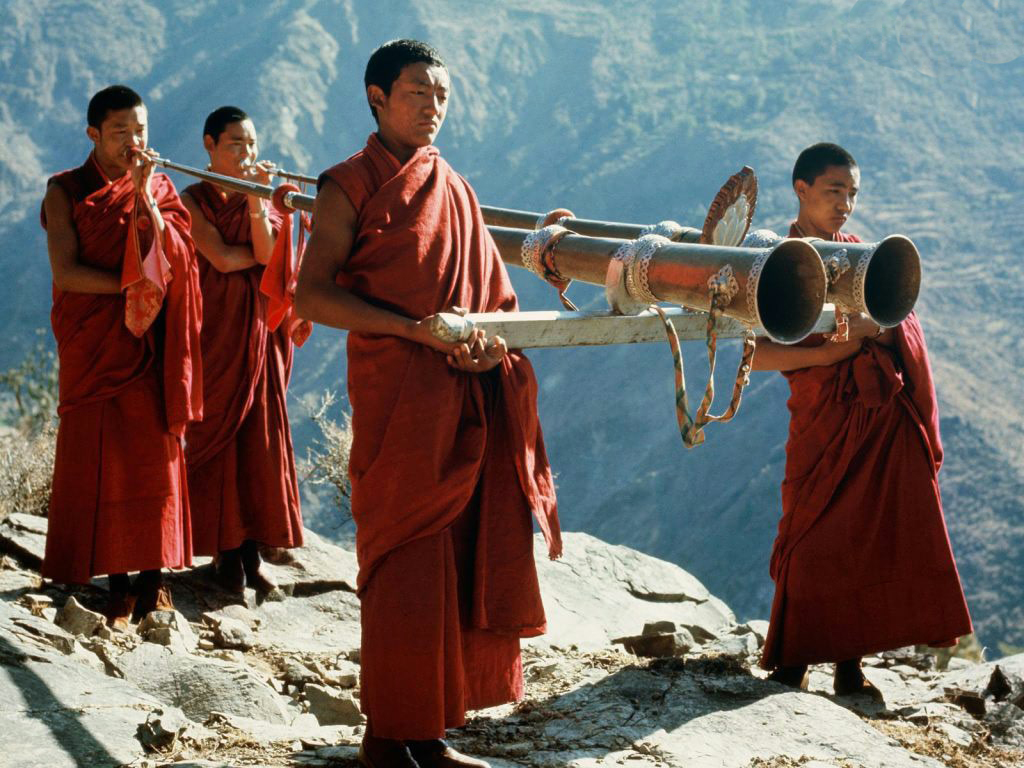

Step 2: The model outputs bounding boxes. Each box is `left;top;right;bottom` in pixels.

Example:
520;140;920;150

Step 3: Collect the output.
364;39;446;122
87;85;144;129
792;143;857;186
203;106;250;143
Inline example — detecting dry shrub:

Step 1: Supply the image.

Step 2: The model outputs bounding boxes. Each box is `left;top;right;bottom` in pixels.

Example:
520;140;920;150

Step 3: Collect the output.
300;390;353;522
0;424;56;521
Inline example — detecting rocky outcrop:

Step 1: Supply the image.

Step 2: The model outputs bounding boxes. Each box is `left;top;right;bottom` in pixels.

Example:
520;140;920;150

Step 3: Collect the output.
0;523;1021;767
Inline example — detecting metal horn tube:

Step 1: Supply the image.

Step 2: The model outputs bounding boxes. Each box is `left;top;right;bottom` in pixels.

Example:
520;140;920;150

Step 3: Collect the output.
807;236;921;327
480;204;703;242
489;226;827;343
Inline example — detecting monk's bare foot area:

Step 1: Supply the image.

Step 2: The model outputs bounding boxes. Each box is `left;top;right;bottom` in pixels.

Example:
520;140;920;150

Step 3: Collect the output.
214;547;246;595
103;590;135;631
358;734;420;767
131;570;174;621
241;540;286;602
834;658;885;701
767;664;809;690
407;738;491;768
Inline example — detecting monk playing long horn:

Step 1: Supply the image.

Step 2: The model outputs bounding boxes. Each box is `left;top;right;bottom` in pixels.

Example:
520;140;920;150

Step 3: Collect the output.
295;40;561;768
754;142;972;697
180;106;304;596
40;85;203;628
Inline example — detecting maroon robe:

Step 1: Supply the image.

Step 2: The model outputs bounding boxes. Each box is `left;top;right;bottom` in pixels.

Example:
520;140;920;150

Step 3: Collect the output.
182;182;303;555
319;134;561;739
41;153;202;584
760;225;972;668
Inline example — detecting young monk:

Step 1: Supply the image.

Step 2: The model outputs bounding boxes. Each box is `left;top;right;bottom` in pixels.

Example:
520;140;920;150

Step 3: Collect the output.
181;106;303;595
40;85;202;627
754;142;972;697
295;40;561;768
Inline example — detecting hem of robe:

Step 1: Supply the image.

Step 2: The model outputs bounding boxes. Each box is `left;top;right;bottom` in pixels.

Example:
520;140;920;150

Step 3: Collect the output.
42;374;193;584
358;505;532;740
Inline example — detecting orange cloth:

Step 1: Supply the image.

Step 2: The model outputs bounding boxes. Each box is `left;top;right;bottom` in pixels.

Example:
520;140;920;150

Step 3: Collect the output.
759;225;972;668
182;182;303;555
41;153;202;583
319;134;561;738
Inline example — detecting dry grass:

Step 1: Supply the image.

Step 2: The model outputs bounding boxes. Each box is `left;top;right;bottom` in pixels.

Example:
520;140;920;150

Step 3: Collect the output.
0;424;55;522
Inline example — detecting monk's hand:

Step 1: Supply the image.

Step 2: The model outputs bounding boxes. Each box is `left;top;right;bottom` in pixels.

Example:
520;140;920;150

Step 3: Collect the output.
244;160;274;187
844;312;883;341
131;147;158;199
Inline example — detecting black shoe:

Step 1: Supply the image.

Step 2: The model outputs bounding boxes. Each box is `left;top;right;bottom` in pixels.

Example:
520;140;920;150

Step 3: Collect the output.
767;664;809;690
358;735;420;768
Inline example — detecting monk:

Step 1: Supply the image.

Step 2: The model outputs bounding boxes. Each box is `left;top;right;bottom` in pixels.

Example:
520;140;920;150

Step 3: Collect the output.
754;142;972;697
295;40;561;768
41;85;202;628
181;106;303;595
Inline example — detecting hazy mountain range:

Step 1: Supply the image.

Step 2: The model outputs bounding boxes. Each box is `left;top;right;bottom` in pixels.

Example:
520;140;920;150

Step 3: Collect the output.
1;0;1021;652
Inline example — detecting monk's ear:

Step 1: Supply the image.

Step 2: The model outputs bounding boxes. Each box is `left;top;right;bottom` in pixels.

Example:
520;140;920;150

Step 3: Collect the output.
203;134;215;154
794;179;809;202
86;125;100;144
367;84;388;114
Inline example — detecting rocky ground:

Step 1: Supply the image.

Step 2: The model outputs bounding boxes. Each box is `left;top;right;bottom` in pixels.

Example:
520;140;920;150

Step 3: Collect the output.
1;513;1022;768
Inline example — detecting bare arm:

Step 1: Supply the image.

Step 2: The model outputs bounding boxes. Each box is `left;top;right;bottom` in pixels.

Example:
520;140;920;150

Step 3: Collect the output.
751;337;863;372
44;183;121;294
295;179;506;372
245;162;276;266
182;193;260;273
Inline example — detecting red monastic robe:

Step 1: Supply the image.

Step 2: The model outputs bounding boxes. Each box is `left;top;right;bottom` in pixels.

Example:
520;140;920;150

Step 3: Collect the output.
319;134;562;739
760;225;972;669
41;153;202;584
182;183;303;555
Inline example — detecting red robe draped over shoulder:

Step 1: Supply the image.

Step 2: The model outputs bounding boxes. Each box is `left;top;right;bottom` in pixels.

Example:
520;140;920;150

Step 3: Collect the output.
182;183;303;555
760;225;971;669
319;134;561;739
41;153;202;584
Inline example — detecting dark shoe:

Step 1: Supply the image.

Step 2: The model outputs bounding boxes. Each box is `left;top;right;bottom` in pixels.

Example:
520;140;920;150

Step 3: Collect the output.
104;590;136;631
241;540;280;594
358;735;420;768
767;664;809;690
215;548;246;594
407;739;490;768
834;658;884;701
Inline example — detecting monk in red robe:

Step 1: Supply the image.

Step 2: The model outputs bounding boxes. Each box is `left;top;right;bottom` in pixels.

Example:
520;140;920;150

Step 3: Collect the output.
295;41;561;768
181;106;303;595
754;143;972;697
41;85;202;627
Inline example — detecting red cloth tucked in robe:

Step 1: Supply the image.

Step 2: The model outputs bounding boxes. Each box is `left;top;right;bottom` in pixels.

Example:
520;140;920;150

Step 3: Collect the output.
760;224;971;669
182;182;303;555
41;152;202;584
319;133;561;739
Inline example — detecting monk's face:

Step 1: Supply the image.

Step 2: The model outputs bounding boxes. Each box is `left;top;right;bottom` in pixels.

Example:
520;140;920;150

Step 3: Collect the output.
794;164;860;237
86;105;148;176
370;62;450;152
205;118;259;179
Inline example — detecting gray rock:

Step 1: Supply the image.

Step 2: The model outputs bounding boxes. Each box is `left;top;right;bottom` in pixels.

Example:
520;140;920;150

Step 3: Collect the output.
115;642;291;724
305;683;364;726
18;593;52;617
250;588;361;655
311;658;359;688
531;532;733;651
268;529;359;596
11;613;76;654
614;629;696;658
210;616;254;650
734;619;769;644
284;659;321;686
701;632;759;658
54;596;105;638
0;601;191;767
136;707;214;752
137;609;197;651
0;512;47;565
202;603;260;629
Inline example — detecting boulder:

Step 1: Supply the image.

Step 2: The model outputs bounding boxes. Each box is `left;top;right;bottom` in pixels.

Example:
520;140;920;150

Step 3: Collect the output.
137;609;198;651
305;683;363;726
531;532;734;650
0;513;47;565
54;596;105;638
115;642;291;724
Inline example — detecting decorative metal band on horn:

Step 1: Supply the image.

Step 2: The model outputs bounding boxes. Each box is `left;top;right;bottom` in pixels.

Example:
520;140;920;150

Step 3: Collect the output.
850;248;876;315
639;220;686;241
520;225;577;310
707;264;740;308
624;234;670;304
744;248;773;330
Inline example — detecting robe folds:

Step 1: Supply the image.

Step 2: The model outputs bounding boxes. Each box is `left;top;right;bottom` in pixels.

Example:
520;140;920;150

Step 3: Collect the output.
182;183;303;556
760;225;972;669
319;134;562;738
41;153;202;584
